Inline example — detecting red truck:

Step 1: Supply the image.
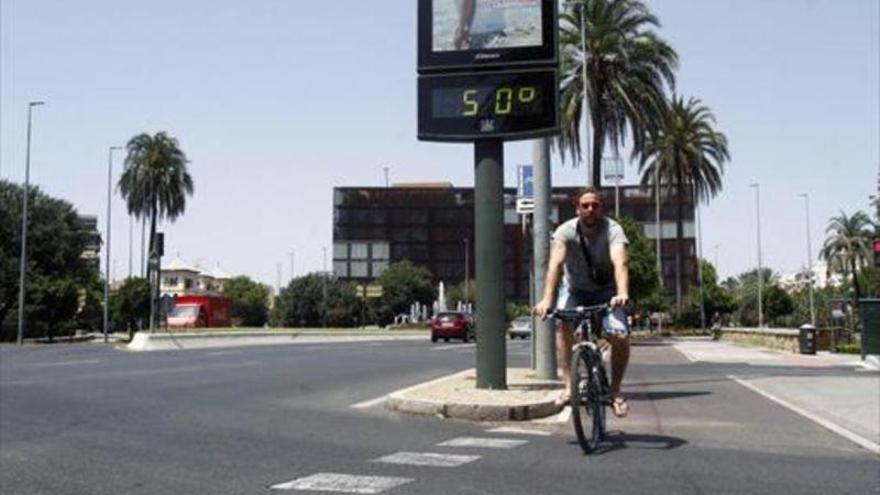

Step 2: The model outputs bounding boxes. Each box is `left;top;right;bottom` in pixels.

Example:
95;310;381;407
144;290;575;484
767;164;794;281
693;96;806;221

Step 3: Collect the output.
167;295;231;328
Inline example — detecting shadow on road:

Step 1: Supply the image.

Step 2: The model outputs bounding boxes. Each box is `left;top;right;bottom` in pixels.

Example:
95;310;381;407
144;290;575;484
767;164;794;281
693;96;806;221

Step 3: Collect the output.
568;431;688;455
626;390;712;401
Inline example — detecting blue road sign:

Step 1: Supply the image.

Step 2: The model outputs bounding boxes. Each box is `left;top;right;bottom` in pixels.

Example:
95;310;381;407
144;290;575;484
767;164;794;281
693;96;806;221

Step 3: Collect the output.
517;164;534;198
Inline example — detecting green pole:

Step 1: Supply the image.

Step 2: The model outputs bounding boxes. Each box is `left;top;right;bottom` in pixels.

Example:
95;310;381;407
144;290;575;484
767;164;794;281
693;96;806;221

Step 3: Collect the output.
475;140;506;389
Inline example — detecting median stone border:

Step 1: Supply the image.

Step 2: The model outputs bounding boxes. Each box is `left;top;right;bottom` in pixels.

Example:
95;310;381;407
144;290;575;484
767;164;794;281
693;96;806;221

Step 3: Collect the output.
719;327;803;353
125;330;427;351
385;368;562;422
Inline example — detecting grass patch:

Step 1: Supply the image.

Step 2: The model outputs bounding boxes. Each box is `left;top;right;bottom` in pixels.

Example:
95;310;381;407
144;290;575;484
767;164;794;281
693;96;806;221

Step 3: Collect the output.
834;343;862;354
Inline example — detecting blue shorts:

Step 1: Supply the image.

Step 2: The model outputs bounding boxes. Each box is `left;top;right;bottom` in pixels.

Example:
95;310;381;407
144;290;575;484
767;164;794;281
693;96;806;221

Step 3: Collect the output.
556;284;629;336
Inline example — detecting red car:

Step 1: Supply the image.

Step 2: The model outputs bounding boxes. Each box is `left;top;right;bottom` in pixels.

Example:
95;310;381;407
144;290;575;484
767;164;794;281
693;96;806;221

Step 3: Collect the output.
431;312;475;343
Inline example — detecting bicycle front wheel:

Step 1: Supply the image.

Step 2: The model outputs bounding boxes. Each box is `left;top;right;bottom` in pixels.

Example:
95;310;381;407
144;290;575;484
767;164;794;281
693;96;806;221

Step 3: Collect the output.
570;346;605;454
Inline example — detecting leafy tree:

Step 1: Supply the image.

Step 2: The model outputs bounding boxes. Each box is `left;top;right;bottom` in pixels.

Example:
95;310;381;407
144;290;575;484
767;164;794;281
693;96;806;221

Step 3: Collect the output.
111;278;151;340
639;96;730;316
726;269;794;327
612;216;659;303
223;276;270;327
682;260;736;328
860;266;880;298
445;279;476;310
373;261;435;326
557;0;677;187
820;210;873;306
272;273;363;328
117;132;194;320
0;180;100;341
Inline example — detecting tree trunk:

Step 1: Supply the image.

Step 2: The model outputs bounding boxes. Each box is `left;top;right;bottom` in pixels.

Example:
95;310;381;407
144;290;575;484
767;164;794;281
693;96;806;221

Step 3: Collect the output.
675;174;684;318
592;113;605;189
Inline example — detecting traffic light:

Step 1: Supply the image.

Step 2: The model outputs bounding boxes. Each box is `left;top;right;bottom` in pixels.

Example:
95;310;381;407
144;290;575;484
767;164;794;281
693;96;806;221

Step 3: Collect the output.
874;240;880;267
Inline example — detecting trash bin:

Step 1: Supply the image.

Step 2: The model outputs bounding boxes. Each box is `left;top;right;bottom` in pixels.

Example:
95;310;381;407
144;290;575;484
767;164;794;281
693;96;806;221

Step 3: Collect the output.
859;299;880;360
799;324;816;355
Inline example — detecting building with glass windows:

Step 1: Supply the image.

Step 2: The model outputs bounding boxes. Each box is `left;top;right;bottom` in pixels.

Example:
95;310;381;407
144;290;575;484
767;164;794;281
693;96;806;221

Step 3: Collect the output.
332;183;696;302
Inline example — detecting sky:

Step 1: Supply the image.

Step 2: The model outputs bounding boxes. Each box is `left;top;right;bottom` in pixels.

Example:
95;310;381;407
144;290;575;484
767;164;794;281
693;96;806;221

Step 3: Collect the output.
1;0;878;288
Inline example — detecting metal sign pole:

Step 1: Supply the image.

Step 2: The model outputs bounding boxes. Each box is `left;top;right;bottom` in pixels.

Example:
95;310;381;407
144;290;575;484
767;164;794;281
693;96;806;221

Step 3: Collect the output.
475;140;506;390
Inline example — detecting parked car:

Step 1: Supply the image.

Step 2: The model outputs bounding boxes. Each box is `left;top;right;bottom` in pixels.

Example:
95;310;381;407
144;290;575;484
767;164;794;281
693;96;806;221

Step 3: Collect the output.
507;316;533;339
431;312;475;343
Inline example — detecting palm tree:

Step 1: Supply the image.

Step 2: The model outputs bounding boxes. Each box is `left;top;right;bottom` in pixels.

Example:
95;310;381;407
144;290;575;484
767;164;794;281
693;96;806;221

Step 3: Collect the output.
638;96;730;315
117;132;194;287
820;211;873;306
557;0;678;187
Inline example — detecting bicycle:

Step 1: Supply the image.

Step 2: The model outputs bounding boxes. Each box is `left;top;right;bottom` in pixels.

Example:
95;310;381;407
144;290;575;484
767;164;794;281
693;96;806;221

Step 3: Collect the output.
553;304;612;454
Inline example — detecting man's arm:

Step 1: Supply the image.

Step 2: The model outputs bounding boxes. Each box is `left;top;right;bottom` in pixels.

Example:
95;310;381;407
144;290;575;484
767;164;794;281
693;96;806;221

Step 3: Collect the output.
534;239;566;319
609;243;629;307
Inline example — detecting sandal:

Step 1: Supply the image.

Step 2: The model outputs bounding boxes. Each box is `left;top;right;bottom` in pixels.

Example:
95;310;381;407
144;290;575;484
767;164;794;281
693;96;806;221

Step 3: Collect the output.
612;395;630;418
553;391;571;408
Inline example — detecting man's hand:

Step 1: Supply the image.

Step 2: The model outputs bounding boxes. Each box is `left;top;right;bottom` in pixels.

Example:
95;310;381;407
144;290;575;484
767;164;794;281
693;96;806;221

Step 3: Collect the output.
533;298;554;320
610;293;629;308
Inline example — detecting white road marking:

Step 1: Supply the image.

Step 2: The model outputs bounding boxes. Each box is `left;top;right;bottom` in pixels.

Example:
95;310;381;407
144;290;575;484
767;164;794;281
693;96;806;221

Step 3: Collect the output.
437;437;528;449
270;473;413;493
729;375;880;455
205;350;242;356
350;395;387;409
431;344;475;351
29;359;100;367
372;451;480;467
487;426;552;436
556;407;572;424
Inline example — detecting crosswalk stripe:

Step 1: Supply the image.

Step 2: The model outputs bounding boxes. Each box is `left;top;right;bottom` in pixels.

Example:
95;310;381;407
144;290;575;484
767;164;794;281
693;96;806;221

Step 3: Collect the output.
270;473;413;493
487;426;552;436
437;437;528;449
372;451;480;467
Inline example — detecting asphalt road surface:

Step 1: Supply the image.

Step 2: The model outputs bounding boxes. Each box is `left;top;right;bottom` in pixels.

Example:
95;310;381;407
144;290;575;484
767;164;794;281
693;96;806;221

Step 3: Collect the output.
1;338;877;495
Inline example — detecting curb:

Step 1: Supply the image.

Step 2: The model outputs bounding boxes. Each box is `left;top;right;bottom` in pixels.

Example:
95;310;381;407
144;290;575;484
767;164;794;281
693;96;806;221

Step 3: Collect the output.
384;369;562;422
124;331;427;351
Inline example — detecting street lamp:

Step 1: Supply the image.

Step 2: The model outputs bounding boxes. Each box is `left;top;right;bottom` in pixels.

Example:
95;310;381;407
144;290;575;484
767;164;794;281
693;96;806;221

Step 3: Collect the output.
289;249;295;281
17;100;45;346
750;183;763;328
383;166;390;188
322;247;328;328
799;193;816;326
104;145;123;343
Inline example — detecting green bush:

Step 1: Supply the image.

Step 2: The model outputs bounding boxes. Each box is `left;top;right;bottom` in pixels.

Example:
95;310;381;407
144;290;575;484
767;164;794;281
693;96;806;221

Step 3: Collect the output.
834;343;862;354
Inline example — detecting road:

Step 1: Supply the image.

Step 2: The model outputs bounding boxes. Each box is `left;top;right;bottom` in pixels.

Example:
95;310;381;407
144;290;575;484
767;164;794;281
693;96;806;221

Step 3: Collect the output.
1;338;877;494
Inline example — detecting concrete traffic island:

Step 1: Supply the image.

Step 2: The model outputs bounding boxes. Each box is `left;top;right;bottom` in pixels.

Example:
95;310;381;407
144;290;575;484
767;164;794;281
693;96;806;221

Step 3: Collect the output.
385;368;562;421
125;329;427;351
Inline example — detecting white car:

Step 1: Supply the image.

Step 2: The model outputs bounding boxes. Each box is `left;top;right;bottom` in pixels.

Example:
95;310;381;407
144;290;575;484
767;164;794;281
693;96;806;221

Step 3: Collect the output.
507;316;533;339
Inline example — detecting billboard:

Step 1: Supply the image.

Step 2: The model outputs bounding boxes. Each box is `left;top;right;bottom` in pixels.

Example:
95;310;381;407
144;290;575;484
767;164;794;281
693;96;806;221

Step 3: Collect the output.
418;0;557;73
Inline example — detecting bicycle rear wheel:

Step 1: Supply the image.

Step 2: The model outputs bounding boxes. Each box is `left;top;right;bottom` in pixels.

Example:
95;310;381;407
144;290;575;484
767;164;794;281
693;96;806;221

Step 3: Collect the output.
570;346;605;454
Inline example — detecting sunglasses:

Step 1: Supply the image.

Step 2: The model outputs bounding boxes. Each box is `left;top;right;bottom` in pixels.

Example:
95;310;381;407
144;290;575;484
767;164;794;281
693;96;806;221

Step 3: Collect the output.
579;202;602;209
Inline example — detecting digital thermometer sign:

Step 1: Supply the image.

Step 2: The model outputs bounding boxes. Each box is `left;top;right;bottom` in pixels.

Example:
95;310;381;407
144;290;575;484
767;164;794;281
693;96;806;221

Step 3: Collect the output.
418;69;558;142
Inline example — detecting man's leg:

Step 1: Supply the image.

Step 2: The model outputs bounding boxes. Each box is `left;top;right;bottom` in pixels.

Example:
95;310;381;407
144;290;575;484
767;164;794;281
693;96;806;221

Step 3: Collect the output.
608;334;630;396
557;321;574;395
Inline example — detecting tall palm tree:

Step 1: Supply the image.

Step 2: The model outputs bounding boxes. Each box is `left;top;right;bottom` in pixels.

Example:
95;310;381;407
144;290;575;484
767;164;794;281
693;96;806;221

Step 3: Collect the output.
117;132;194;284
639;96;730;315
820;210;873;305
558;0;677;186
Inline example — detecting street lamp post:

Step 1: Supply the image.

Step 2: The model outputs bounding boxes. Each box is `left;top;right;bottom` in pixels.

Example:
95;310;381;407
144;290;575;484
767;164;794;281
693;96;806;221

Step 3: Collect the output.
104;146;123;343
383;166;390;188
463;237;469;304
750;183;763;328
289;249;295;281
322;247;328;328
17;101;45;346
799;193;816;326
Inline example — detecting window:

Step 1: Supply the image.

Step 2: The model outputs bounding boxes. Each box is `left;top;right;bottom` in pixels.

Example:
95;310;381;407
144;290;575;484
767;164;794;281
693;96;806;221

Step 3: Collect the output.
333;242;348;259
371;242;389;260
351;243;369;259
371;261;389;277
334;261;349;278
350;261;368;278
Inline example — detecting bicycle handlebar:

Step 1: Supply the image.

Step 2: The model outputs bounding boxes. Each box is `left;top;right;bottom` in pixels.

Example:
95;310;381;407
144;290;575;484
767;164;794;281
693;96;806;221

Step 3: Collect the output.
551;304;609;322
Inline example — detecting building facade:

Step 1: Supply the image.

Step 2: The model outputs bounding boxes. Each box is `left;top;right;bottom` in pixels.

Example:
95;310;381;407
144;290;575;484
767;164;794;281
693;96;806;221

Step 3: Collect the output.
333;183;696;302
160;257;232;298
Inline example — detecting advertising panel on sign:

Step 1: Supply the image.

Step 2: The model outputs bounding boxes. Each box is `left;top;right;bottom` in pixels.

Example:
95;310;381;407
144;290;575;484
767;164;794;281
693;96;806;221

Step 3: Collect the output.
418;68;558;142
418;0;557;73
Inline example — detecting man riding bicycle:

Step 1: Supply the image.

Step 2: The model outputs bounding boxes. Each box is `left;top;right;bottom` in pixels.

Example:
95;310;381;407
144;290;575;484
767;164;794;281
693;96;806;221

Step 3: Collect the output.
533;186;631;418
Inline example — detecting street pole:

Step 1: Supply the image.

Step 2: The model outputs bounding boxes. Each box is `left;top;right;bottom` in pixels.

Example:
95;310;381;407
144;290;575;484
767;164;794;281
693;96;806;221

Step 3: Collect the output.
17;101;44;346
104;146;122;343
383;166;390;188
463;237;469;304
751;183;763;328
713;243;720;274
693;184;706;333
276;262;282;294
532;138;556;380
322;246;328;328
579;2;592;187
140;219;146;277
289;249;295;281
800;193;816;326
655;164;664;333
475;140;506;389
